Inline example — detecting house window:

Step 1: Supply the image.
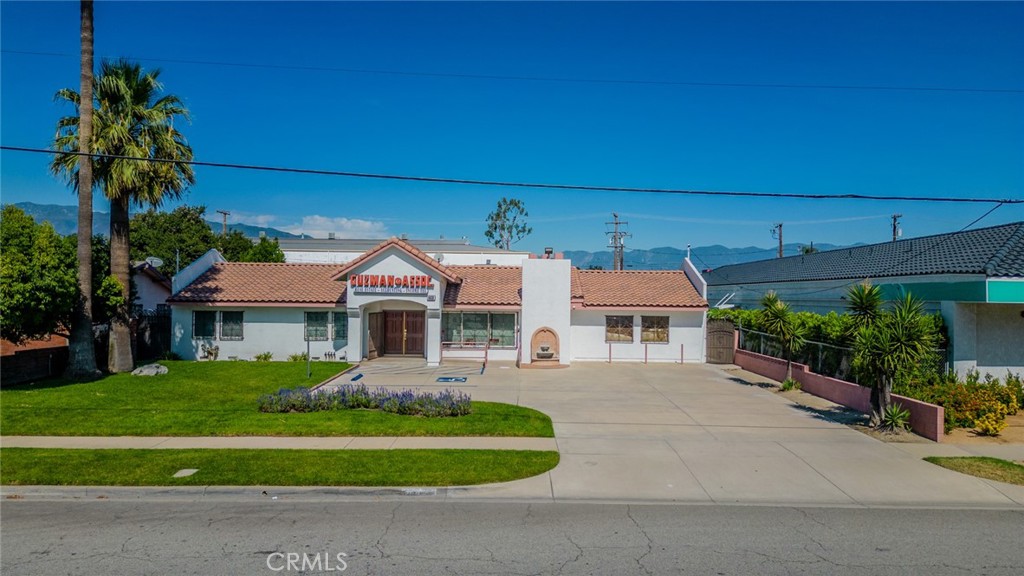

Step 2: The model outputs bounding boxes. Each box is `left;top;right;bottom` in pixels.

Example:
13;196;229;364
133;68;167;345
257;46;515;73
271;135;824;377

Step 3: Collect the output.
442;312;517;348
333;311;348;342
641;316;669;344
220;311;244;341
605;315;634;342
193;311;216;339
490;313;516;347
305;311;329;341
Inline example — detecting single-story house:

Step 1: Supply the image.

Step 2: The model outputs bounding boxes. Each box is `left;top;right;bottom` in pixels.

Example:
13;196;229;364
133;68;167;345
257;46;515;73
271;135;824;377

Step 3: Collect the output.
168;237;709;366
703;221;1024;376
131;261;172;314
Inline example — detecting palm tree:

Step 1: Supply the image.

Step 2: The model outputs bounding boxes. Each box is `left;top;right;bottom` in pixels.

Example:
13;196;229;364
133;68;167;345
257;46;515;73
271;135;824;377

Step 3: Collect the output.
58;0;101;380
759;291;807;381
852;293;936;427
52;59;194;372
846;282;883;333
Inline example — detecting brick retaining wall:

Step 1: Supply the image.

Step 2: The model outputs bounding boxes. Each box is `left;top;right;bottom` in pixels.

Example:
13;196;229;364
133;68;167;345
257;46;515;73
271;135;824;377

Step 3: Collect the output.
734;349;944;442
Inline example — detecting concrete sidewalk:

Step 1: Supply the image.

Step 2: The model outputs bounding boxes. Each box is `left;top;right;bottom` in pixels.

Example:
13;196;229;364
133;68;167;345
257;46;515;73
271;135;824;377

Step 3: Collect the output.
0;435;557;451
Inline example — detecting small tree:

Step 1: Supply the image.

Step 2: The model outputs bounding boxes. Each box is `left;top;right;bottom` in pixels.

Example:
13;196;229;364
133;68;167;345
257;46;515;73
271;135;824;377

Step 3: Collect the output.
130;206;216;277
0;206;78;343
484;197;532;250
759;291;807;381
852;293;936;427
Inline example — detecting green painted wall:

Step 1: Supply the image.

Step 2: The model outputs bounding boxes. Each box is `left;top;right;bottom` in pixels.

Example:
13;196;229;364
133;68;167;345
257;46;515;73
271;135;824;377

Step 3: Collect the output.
879;281;986;302
987;280;1024;304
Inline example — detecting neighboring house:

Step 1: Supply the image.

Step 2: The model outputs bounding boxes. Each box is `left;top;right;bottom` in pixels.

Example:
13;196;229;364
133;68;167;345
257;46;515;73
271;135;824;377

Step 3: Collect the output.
132;261;172;314
278;236;531;266
704;222;1024;376
168;237;708;365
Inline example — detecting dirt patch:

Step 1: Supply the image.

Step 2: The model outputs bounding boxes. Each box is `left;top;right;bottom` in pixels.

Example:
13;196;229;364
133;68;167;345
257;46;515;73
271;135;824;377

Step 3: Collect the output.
943;412;1024;445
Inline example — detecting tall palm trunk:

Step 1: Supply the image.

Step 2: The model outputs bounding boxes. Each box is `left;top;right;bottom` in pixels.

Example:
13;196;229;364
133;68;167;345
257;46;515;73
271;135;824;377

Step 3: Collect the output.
65;0;100;379
107;197;133;372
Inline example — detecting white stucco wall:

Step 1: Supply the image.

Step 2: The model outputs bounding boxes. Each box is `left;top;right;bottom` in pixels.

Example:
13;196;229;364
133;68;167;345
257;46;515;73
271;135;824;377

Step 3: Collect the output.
520;259;572;365
134;276;170;311
945;302;1024;377
171;306;350;361
570;310;706;363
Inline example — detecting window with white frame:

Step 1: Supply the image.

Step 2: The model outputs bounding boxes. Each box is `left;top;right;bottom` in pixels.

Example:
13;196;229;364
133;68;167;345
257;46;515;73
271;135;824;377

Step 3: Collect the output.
220;311;244;340
605;315;634;342
640;315;669;343
305;311;329;341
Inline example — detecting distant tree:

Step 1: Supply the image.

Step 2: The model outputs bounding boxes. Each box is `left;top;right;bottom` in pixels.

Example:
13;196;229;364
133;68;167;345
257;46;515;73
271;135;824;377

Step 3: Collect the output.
586;265;604;270
484;197;532;250
218;230;254;261
130;206;216;278
800;243;819;255
0;206;78;343
240;236;285;263
759;291;807;382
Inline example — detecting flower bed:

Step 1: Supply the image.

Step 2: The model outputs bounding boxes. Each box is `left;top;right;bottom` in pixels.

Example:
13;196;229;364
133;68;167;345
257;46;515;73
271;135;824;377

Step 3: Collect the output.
257;384;472;418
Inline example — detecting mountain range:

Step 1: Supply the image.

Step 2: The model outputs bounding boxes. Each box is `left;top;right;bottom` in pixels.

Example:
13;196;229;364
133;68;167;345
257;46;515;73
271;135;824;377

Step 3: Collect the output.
8;202;300;239
9;202;851;270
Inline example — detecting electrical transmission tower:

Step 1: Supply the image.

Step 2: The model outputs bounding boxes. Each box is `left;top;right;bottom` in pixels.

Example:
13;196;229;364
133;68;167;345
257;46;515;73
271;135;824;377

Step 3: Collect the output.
606;213;631;271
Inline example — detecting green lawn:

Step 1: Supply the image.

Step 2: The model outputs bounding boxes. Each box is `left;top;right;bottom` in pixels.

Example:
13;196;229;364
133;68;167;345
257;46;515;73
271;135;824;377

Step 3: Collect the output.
0;448;560;487
0;361;554;438
924;456;1024;486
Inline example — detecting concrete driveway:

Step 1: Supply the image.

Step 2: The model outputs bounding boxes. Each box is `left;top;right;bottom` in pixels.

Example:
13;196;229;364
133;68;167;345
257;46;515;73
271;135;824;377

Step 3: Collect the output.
343;361;1024;507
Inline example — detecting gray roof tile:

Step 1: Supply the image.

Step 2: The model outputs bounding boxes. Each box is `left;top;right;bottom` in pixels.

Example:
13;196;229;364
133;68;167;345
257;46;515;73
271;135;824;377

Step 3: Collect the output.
704;222;1024;286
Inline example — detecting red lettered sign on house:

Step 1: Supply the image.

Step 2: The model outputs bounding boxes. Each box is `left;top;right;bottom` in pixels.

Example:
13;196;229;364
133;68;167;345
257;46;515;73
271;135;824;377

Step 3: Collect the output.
349;274;432;294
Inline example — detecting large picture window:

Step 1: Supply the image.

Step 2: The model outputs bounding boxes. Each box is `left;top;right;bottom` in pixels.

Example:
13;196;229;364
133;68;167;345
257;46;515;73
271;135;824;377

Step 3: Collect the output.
605;315;634;342
442;312;517;348
641;316;669;344
333;311;348;342
305;311;329;341
193;311;216;339
220;311;244;340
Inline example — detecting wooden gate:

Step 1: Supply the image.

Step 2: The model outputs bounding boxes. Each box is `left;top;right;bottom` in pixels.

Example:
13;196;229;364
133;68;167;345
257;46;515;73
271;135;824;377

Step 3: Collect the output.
706;319;736;364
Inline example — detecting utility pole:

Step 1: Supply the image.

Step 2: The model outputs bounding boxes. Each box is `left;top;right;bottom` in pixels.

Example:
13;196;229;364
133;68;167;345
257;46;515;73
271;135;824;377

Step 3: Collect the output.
891;213;902;242
216;210;230;236
606;213;631;271
771;223;784;258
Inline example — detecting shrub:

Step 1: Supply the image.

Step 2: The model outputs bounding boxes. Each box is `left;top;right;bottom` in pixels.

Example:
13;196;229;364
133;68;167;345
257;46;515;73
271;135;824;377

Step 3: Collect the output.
882;403;911;431
896;371;1019;433
257;384;472;418
975;412;1007;436
254;352;273;362
780;378;801;392
287;352;308;362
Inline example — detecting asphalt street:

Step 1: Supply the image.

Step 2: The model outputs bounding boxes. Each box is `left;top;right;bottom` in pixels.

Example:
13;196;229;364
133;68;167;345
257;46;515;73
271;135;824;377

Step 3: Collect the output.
3;499;1023;575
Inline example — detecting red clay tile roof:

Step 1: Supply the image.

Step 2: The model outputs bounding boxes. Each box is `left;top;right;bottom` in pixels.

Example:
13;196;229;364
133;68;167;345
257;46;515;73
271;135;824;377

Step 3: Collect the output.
570;268;585;300
1;335;68;357
444;266;522;306
332;237;460;283
575;270;707;308
168;262;346;305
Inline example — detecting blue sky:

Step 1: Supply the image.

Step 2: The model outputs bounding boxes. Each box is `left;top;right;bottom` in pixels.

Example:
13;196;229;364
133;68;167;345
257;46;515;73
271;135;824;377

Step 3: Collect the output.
2;1;1022;253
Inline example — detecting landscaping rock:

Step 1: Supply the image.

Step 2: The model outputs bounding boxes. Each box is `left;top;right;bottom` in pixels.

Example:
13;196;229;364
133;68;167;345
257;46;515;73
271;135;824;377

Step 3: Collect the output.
132;363;169;376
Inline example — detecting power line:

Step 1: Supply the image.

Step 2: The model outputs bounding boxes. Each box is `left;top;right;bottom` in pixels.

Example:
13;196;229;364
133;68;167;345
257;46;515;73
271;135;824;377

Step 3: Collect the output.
4;49;1023;95
3;146;1021;205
